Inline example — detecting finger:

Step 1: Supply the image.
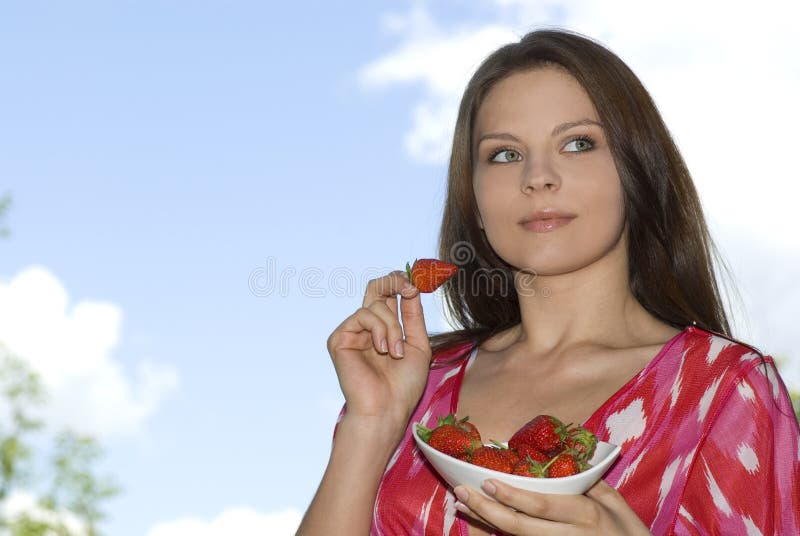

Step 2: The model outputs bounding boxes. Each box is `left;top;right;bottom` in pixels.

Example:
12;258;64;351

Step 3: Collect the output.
366;300;405;359
485;478;599;526
585;479;649;531
397;285;428;355
362;270;415;309
584;479;623;506
452;486;501;532
454;484;566;535
453;500;498;533
329;307;389;356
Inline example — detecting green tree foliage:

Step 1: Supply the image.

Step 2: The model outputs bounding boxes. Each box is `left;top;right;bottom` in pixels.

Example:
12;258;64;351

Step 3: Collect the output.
0;193;10;239
0;348;45;502
791;389;800;424
773;354;800;424
0;346;120;536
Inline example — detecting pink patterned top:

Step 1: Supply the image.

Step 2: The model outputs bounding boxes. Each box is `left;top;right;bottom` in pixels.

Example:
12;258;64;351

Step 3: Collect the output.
334;326;800;535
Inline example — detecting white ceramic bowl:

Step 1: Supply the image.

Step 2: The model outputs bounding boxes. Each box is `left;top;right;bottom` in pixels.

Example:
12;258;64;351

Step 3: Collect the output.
412;423;621;496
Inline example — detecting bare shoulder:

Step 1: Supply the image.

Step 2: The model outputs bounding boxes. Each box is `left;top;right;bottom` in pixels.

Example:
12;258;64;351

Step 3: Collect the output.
630;319;683;349
619;322;684;367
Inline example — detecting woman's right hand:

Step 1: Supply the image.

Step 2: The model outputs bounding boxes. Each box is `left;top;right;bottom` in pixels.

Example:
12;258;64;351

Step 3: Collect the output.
326;269;432;430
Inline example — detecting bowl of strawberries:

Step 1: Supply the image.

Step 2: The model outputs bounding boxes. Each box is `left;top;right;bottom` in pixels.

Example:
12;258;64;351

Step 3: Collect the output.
413;414;621;496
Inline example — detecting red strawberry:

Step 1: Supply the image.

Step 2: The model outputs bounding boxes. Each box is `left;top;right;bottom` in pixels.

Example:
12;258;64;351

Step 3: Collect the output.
513;443;550;464
509;415;569;454
461;421;482;442
564;426;598;462
470;447;514;473
511;455;549;478
547;452;580;478
500;447;520;466
488;440;520;466
405;258;458;293
416;414;482;458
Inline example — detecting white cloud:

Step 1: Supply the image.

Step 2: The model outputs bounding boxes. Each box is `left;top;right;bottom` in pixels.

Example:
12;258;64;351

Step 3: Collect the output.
362;0;800;389
0;265;179;439
359;13;518;164
146;507;302;536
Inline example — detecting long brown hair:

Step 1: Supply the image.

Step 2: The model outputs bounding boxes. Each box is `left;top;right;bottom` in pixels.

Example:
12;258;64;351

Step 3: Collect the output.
428;27;734;356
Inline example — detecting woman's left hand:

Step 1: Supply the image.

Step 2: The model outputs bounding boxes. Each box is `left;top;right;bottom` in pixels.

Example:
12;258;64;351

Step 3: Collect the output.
453;478;652;535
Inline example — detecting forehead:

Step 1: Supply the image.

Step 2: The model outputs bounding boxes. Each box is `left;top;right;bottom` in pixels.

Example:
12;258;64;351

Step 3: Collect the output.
474;67;598;134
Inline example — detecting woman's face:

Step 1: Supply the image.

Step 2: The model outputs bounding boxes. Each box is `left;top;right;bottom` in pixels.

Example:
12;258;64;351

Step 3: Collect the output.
472;66;626;277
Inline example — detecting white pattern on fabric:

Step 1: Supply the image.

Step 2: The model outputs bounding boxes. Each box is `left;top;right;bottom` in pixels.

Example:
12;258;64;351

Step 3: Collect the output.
697;374;723;423
742;515;764;536
657;456;682;511
736;443;759;474
605;398;646;445
704;459;733;517
706;338;730;364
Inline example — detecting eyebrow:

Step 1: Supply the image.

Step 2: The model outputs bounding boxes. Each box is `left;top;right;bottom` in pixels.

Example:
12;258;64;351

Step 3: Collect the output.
476;118;604;146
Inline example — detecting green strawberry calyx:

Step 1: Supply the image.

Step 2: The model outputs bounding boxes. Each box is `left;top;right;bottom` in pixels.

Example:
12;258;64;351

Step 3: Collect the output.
415;422;433;443
405;259;417;282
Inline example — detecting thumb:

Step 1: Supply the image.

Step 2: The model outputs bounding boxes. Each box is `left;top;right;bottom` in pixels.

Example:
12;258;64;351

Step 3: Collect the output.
585;479;625;507
398;289;430;353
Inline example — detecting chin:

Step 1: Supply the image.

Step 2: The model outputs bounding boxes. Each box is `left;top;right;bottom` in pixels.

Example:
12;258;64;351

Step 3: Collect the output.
507;251;609;278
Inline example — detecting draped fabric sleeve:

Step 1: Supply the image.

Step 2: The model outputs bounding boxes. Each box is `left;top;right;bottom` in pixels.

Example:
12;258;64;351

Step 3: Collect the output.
672;356;800;535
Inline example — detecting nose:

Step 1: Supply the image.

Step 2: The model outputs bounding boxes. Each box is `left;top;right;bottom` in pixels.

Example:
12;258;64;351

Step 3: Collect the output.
521;156;561;193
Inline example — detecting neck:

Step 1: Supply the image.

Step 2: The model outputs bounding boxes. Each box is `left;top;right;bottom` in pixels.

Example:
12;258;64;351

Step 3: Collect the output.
507;232;665;356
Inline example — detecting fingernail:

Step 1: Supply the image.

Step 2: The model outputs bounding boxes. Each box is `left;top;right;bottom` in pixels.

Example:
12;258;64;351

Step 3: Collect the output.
481;480;496;496
380;339;388;353
454;485;469;502
454;500;469;513
395;341;404;357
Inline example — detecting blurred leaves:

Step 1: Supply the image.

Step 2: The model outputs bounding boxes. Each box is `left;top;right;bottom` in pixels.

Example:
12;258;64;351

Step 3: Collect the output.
774;354;800;423
42;432;121;536
0;193;10;239
790;389;800;423
0;346;46;503
0;345;120;536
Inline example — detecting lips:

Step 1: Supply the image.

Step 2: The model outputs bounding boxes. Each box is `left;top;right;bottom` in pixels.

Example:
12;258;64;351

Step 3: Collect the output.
519;209;576;233
519;209;576;224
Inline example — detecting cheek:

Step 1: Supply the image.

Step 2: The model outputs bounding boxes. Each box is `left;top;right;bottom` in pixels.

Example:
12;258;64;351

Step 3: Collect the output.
473;177;504;223
576;164;625;226
593;185;625;225
476;192;518;233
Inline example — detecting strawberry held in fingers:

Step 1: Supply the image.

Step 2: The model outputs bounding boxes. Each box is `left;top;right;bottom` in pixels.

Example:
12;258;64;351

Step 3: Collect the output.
405;258;458;293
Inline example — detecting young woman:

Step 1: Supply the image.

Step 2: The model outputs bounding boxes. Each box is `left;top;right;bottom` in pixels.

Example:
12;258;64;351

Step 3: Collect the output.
297;28;800;535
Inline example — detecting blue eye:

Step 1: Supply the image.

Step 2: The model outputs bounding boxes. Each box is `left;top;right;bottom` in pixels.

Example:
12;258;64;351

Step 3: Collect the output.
489;148;523;163
563;136;595;152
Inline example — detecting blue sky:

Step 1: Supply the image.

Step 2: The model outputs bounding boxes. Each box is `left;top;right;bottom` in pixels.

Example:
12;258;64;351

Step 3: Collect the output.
1;1;798;534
